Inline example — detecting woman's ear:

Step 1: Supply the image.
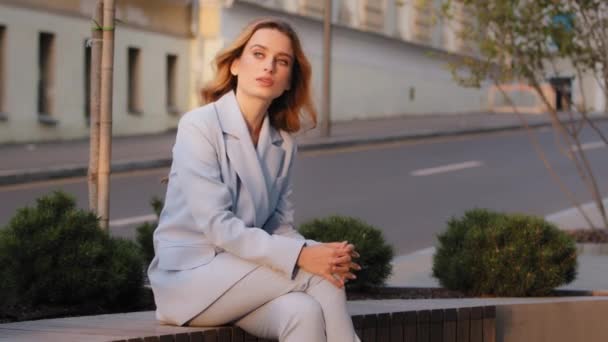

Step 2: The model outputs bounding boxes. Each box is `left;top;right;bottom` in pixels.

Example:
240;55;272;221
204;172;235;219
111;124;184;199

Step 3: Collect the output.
230;59;239;76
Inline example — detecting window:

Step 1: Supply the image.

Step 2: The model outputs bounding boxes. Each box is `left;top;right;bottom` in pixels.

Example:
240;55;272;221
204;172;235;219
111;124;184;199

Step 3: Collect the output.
299;0;325;19
166;54;178;114
38;32;57;125
359;0;386;32
0;25;6;121
128;47;142;114
411;0;433;45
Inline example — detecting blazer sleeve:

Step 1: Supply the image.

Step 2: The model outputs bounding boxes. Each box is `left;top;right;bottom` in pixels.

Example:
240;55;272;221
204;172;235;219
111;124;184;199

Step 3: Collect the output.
263;143;319;247
172;118;305;277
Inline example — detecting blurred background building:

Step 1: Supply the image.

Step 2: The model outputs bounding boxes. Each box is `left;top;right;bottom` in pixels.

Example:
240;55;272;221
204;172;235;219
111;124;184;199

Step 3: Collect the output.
0;0;604;144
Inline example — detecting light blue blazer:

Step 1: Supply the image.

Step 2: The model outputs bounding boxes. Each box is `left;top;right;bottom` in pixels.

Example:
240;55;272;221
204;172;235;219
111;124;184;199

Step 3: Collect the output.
148;90;315;326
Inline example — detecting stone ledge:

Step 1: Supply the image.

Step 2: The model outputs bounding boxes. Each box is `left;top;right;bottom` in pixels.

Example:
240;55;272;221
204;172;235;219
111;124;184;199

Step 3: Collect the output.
0;304;497;342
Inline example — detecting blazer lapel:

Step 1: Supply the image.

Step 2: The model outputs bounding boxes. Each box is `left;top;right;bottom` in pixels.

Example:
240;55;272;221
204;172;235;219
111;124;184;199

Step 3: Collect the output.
257;116;285;195
214;91;269;226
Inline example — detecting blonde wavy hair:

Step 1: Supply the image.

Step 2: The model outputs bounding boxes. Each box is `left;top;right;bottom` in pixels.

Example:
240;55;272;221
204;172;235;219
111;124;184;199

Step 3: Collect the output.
201;18;317;133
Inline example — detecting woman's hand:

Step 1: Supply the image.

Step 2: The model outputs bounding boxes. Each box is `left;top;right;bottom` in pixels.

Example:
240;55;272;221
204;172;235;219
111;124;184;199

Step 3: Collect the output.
330;242;361;285
297;241;361;288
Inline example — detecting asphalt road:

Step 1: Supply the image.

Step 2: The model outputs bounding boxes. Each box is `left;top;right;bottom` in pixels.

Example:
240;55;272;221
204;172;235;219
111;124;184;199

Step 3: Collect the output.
1;122;607;255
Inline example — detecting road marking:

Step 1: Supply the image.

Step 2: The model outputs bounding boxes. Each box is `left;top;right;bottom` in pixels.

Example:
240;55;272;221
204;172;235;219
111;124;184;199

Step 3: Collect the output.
411;160;483;176
109;213;157;228
571;141;606;152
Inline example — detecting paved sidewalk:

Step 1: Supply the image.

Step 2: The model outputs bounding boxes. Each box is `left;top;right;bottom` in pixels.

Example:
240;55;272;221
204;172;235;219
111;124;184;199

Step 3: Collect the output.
1;112;605;185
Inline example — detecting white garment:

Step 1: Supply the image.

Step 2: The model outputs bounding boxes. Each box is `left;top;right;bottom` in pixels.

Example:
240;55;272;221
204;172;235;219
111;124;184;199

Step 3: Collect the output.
148;90;316;326
188;264;361;342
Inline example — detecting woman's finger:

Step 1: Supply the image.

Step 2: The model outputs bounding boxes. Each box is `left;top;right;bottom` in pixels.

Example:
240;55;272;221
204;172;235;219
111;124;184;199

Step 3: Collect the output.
336;272;357;284
325;241;348;249
323;272;344;289
331;264;350;273
336;243;355;254
341;272;357;280
333;261;361;271
350;262;362;271
333;254;352;266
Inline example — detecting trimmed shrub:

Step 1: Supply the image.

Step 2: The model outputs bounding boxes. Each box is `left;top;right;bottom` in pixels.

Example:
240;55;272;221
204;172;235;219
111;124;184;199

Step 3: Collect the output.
432;209;578;297
136;196;163;266
299;215;394;290
0;191;144;309
136;223;156;267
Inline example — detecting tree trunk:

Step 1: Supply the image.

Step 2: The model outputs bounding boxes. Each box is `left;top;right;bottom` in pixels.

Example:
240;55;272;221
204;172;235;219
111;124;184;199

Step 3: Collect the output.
98;0;115;231
88;1;103;213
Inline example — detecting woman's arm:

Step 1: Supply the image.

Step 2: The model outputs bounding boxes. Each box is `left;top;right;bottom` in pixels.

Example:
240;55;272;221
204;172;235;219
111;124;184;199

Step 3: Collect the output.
173;118;305;278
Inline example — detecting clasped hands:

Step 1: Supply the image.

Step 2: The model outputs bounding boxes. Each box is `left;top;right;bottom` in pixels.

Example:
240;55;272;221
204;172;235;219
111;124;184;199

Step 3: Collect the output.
296;241;361;289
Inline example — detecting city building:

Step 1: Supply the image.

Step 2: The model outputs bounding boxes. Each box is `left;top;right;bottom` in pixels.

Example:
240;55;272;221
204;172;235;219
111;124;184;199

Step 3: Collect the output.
0;0;604;144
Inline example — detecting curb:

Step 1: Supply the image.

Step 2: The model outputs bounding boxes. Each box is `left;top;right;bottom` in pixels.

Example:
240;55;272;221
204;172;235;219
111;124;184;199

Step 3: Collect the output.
299;121;535;151
0;158;172;186
2;117;606;186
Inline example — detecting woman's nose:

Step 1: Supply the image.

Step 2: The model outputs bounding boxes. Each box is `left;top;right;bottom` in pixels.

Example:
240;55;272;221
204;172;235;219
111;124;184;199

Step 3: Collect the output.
263;59;276;73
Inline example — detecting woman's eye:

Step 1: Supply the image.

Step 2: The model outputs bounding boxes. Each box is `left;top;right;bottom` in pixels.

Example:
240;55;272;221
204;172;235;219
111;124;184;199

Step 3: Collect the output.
253;52;264;58
278;59;289;66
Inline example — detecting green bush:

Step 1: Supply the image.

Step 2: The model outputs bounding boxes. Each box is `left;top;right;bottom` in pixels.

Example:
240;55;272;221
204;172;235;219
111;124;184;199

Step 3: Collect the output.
0;191;144;309
299;216;394;290
136;196;163;266
432;209;577;297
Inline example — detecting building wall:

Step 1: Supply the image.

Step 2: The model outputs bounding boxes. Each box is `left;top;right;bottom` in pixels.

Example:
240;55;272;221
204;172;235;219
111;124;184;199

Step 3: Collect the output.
222;1;487;122
549;58;605;114
0;3;191;143
0;0;193;37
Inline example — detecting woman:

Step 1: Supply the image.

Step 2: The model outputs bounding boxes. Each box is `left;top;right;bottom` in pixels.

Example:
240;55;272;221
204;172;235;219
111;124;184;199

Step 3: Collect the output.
148;18;361;341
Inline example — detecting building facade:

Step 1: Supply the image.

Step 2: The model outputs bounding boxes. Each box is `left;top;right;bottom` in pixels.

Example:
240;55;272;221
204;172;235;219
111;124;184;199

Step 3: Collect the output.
0;0;193;144
0;0;603;144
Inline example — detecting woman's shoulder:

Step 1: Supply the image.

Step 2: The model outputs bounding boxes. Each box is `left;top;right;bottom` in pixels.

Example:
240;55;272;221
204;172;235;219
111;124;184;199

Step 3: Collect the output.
177;102;220;131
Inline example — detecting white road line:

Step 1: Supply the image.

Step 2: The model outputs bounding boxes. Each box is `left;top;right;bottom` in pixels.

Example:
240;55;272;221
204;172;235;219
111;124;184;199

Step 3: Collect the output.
109;214;157;228
410;160;483;176
571;141;606;152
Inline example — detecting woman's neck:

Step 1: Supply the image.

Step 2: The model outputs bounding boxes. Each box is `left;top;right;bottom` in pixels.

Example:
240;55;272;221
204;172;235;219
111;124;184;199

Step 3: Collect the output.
235;88;271;145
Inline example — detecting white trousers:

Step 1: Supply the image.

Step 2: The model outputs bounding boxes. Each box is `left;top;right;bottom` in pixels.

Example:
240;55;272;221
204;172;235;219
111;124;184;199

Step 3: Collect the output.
187;265;361;342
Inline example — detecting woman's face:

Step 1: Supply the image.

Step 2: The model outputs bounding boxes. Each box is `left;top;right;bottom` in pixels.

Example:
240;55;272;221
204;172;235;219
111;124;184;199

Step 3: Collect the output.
231;28;294;102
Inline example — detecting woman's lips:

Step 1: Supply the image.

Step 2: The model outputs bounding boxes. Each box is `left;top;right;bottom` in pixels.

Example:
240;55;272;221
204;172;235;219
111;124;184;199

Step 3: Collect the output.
256;77;274;87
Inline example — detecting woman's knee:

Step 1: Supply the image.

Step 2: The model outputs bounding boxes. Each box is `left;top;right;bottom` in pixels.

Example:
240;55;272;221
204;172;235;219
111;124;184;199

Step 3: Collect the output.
281;293;325;330
287;292;324;320
309;275;347;299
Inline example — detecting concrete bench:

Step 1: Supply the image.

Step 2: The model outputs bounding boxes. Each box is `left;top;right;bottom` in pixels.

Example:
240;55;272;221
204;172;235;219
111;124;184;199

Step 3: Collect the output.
113;306;496;341
0;305;497;342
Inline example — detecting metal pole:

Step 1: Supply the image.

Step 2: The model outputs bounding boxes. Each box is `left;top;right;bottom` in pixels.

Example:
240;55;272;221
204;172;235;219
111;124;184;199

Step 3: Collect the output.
98;0;115;231
88;1;103;213
320;0;332;137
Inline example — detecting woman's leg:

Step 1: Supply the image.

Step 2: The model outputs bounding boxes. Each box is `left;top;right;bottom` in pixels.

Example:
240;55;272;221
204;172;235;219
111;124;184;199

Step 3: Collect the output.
188;264;359;341
304;276;361;342
234;292;326;341
187;265;309;326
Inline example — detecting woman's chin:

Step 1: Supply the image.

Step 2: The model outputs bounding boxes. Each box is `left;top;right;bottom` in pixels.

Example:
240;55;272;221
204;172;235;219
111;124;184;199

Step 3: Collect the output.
247;87;282;102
